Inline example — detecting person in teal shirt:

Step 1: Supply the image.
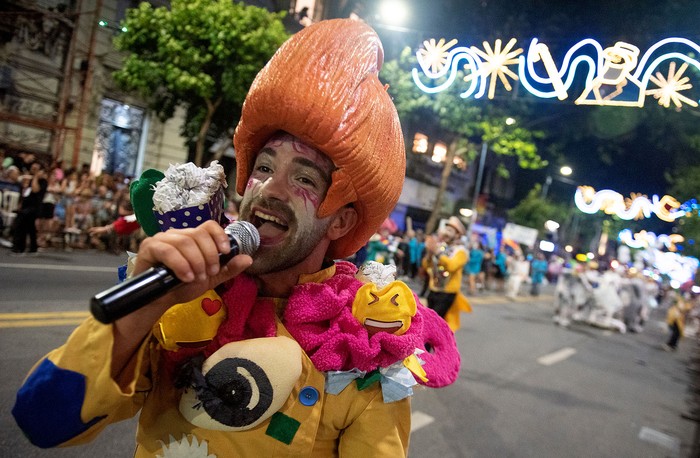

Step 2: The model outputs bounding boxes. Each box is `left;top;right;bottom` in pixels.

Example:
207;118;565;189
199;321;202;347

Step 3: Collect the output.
530;252;548;296
466;242;484;294
407;229;425;278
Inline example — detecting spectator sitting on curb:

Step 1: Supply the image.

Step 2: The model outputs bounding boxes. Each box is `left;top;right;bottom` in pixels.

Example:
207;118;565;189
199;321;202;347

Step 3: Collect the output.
88;200;140;253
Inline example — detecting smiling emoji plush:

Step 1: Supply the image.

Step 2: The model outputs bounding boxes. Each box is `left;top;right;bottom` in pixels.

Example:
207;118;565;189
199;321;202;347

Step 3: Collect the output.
352;281;417;337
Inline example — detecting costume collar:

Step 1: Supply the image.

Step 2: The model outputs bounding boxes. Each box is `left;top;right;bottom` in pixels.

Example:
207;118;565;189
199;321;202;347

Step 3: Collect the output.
297;262;336;285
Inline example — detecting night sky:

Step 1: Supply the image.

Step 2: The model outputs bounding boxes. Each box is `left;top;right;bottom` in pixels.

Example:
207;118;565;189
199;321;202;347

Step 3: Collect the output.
368;0;700;202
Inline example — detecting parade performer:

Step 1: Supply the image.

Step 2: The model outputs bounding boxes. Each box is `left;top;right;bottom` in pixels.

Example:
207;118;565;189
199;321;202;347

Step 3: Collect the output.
588;267;626;332
422;216;471;330
529;252;548;296
12;19;460;457
465;241;484;294
663;292;690;351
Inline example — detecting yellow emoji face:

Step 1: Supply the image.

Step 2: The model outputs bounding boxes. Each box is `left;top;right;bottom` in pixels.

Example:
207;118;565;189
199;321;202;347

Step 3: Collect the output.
352;281;417;337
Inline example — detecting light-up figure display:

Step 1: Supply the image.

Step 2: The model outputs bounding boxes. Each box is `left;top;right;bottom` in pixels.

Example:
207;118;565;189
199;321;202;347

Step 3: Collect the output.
413;37;700;109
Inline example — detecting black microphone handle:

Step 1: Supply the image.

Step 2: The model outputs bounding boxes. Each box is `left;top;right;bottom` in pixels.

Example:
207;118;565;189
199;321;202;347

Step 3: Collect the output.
90;244;241;324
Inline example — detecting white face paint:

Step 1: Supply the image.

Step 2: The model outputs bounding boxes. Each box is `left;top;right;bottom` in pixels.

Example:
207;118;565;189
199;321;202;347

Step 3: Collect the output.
238;133;336;274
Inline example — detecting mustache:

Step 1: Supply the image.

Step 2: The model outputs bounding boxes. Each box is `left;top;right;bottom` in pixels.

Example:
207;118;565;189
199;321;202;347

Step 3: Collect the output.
242;197;296;225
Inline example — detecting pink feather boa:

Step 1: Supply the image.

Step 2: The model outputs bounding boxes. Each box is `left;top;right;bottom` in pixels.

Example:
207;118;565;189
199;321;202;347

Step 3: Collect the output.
283;262;460;387
163;261;460;388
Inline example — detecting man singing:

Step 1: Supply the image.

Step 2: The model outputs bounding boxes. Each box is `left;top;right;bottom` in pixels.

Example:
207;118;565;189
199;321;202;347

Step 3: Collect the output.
14;19;460;457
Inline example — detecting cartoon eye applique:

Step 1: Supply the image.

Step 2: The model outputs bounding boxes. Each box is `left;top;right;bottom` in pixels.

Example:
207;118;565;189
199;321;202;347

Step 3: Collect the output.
179;336;302;431
198;358;272;427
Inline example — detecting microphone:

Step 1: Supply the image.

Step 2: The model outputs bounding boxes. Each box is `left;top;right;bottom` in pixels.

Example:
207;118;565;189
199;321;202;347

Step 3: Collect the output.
90;221;260;324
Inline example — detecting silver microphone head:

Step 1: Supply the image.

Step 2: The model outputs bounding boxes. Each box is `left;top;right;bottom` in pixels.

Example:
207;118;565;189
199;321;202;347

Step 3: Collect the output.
225;220;260;256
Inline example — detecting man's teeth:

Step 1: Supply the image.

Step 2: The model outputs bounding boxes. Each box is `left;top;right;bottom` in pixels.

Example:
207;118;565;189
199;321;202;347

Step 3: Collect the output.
254;211;286;226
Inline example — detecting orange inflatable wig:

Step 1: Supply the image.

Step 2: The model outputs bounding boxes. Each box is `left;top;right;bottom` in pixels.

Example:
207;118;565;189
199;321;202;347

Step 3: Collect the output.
234;19;406;260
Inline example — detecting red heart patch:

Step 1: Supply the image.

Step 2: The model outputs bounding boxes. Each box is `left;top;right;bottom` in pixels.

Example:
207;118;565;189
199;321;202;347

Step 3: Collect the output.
201;298;222;316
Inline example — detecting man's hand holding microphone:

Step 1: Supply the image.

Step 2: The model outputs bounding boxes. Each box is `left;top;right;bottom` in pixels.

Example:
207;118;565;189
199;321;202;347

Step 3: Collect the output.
91;220;259;325
100;220;258;381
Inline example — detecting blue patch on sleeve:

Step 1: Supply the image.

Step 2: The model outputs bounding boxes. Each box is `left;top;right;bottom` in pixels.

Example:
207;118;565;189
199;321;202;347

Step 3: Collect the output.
12;359;106;448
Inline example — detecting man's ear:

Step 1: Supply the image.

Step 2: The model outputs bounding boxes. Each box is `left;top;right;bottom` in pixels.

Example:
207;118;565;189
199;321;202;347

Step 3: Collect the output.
327;205;358;241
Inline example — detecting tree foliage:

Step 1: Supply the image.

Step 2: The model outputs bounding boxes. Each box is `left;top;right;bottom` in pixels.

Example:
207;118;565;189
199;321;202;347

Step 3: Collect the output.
507;184;570;238
381;48;547;233
113;0;289;166
668;164;700;258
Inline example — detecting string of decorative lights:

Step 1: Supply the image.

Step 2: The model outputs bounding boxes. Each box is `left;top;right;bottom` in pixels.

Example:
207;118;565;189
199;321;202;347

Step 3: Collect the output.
413;37;700;109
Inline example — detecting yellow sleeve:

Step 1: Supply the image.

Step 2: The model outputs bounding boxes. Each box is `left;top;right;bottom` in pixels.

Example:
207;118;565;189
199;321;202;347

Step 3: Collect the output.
13;316;153;448
438;247;468;273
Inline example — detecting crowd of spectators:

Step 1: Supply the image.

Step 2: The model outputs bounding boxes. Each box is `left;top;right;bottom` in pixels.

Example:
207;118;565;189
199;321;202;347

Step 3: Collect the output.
0;151;142;254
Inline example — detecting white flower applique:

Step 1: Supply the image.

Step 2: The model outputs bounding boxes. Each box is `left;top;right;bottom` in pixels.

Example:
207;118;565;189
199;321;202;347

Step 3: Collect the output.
157;434;216;458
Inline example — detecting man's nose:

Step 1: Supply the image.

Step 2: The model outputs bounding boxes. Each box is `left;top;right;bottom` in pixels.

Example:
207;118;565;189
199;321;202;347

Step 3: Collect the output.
259;174;288;201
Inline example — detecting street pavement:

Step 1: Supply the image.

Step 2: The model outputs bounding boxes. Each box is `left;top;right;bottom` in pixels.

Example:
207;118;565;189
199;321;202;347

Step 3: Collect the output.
1;249;698;457
406;278;699;457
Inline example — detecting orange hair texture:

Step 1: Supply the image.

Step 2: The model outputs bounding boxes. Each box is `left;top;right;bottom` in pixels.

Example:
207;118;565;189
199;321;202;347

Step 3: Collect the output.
234;19;406;259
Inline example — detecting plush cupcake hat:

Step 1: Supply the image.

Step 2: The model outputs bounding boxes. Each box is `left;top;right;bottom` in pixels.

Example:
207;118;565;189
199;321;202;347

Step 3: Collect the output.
234;18;406;259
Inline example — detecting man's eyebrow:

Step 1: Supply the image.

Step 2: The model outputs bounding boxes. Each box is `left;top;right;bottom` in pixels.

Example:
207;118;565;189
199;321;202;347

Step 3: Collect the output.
294;156;332;185
257;147;276;159
257;146;332;184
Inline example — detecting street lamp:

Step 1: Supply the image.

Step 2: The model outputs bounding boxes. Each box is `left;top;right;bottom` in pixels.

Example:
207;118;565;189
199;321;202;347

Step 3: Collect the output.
544;220;560;232
378;0;409;26
361;0;414;59
542;165;575;198
459;208;474;218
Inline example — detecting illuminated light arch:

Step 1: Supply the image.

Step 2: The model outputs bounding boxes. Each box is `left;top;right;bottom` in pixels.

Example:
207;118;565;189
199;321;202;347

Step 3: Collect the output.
575;42;643;106
618;229;685;251
640;55;700;108
632;37;700;80
574;186;687;222
412;46;481;97
463;38;523;100
417;38;459;75
414;37;700;109
524;38;604;85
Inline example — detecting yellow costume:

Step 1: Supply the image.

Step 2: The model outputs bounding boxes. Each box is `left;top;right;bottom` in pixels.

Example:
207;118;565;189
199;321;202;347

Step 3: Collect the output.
13;18;459;457
22;315;409;456
423;243;472;331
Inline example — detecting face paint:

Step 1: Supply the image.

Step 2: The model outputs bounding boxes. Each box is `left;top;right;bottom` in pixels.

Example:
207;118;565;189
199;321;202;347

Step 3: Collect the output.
238;134;335;275
291;182;322;210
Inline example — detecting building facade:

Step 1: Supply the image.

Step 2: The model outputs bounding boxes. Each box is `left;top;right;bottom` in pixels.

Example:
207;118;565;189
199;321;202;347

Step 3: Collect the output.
2;0;196;177
1;0;516;233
